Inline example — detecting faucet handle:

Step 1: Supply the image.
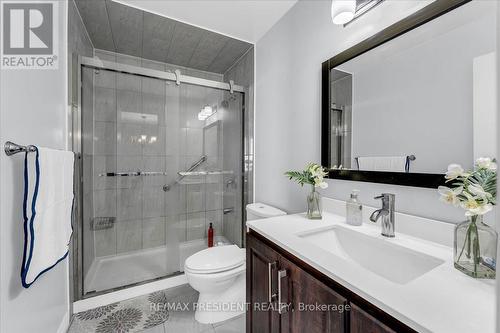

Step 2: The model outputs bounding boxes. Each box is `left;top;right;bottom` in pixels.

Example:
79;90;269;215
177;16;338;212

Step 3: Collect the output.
374;193;395;200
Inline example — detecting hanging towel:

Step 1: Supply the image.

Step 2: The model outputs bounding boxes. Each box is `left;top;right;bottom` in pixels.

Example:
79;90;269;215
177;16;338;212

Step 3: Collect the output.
21;147;74;288
356;156;409;172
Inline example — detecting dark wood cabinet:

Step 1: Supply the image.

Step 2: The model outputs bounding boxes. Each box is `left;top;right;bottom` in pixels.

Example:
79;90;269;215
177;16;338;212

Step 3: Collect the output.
246;230;417;333
279;256;347;333
350;303;396;333
246;230;281;333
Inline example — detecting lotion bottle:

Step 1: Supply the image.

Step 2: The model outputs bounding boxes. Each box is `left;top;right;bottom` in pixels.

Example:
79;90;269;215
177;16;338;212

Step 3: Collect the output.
208;223;214;247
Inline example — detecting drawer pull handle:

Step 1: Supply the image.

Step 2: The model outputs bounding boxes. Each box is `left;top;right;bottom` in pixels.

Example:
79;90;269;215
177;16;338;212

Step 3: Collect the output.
278;269;288;314
268;262;277;303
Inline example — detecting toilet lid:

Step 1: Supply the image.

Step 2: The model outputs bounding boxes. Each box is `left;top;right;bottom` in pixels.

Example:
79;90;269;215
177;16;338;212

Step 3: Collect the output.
185;245;245;273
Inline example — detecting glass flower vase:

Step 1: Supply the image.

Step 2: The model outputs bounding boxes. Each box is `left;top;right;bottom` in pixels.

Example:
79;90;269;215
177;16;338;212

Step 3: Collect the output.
307;186;322;220
454;215;497;279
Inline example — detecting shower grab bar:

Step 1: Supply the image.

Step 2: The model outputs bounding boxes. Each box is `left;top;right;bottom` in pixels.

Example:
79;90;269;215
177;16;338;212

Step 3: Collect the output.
183;155;207;173
163;155;207;191
175;155;207;181
98;171;168;177
4;141;37;156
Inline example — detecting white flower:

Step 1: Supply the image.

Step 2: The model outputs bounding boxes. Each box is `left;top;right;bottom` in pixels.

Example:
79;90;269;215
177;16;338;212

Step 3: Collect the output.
464;202;493;216
476;157;497;171
467;184;492;201
438;186;462;206
308;164;319;174
445;164;465;180
311;166;326;178
315;181;328;189
459;191;492;216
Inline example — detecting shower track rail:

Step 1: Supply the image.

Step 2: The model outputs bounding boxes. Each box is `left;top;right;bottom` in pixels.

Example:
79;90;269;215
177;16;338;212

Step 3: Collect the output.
80;56;245;93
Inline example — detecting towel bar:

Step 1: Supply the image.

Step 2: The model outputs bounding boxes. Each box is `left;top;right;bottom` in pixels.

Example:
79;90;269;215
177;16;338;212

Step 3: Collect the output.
4;141;36;156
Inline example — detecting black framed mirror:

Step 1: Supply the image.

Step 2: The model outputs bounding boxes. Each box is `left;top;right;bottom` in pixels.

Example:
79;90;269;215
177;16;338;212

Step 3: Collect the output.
321;0;498;188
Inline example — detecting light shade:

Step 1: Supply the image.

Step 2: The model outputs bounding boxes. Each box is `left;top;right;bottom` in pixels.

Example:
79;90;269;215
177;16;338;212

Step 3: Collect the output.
331;0;356;25
198;105;215;121
201;105;213;116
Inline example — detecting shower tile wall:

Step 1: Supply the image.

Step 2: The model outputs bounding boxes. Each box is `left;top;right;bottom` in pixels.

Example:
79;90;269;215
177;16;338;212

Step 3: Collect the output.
89;49;227;262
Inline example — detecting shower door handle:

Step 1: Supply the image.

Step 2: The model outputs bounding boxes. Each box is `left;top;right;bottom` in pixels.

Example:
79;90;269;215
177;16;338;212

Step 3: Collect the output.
268;261;277;303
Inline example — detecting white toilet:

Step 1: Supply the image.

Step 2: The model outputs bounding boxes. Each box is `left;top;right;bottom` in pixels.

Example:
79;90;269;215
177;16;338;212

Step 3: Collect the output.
185;203;286;324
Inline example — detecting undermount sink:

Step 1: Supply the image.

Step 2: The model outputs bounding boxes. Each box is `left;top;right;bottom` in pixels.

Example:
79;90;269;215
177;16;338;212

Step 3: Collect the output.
298;226;445;284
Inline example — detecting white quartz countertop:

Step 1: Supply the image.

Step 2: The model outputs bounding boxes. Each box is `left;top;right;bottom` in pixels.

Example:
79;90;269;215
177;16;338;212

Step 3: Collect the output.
246;209;496;333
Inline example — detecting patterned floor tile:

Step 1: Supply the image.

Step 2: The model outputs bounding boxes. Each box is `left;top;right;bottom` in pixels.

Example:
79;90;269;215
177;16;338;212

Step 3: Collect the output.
69;284;245;333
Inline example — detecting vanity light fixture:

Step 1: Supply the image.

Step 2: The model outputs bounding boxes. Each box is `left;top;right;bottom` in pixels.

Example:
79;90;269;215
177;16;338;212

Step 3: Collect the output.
331;0;356;25
331;0;384;26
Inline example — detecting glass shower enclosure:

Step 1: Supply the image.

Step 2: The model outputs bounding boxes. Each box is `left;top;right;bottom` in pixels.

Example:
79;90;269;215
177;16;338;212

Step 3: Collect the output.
74;57;245;297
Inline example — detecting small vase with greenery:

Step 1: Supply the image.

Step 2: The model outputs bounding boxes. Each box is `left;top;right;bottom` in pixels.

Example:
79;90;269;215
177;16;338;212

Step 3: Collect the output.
438;157;497;279
285;163;328;219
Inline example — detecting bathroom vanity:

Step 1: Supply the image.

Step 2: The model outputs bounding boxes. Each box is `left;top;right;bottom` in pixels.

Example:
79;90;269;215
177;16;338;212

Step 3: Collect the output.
245;199;496;333
246;230;411;333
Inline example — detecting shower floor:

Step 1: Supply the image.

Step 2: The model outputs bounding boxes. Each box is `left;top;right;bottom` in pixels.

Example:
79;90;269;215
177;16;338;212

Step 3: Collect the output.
85;236;230;293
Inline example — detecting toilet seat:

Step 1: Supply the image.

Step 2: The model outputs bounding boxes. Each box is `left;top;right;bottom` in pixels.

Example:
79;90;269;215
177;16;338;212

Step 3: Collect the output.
184;245;245;274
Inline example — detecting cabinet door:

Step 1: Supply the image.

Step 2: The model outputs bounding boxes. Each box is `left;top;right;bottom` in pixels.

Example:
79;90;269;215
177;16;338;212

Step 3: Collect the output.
350;303;397;333
279;256;347;333
247;233;281;333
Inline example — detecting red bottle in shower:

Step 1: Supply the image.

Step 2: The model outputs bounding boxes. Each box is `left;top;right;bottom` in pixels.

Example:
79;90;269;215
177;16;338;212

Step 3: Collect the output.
208;223;214;248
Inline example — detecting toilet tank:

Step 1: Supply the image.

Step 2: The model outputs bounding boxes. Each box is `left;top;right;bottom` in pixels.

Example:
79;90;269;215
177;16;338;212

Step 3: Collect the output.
246;203;287;221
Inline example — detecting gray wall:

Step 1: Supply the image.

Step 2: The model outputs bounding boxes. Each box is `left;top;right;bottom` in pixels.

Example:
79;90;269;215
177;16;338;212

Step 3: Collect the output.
0;1;70;332
255;0;496;224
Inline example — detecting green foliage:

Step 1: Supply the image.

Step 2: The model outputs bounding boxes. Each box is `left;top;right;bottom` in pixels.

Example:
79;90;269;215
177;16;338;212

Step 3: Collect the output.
284;170;313;187
447;163;497;206
285;163;328;188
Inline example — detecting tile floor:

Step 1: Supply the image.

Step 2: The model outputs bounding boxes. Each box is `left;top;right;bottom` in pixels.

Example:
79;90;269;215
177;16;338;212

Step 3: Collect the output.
69;284;245;333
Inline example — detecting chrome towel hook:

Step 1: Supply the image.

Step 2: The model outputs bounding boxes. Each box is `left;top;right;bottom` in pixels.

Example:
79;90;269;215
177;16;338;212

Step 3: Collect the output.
4;141;36;156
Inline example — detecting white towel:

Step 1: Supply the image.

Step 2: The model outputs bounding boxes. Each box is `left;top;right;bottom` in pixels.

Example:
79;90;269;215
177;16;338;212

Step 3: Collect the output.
356;156;408;172
21;147;74;288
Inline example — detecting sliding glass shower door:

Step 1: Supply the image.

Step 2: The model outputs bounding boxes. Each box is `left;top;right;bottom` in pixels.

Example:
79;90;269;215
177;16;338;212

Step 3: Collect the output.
79;64;244;296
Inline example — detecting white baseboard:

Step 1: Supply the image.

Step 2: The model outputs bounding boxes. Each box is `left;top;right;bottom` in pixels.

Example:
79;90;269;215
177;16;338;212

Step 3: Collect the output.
73;274;187;313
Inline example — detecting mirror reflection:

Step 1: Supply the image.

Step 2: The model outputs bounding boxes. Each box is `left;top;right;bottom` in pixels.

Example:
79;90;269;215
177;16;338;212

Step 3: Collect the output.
329;2;497;174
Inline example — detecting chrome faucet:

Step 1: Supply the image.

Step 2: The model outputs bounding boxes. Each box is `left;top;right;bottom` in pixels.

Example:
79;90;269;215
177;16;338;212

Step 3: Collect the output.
369;193;395;237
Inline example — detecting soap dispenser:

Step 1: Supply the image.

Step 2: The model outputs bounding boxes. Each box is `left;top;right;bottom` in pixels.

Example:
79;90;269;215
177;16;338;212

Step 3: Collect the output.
346;190;362;226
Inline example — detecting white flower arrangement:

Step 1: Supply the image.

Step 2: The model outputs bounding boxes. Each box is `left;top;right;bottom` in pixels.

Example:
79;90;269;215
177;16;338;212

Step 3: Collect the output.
438;157;497;216
285;163;329;189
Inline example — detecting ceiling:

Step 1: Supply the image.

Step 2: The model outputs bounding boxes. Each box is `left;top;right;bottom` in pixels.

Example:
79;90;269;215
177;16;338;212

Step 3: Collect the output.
114;0;298;43
74;0;255;73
